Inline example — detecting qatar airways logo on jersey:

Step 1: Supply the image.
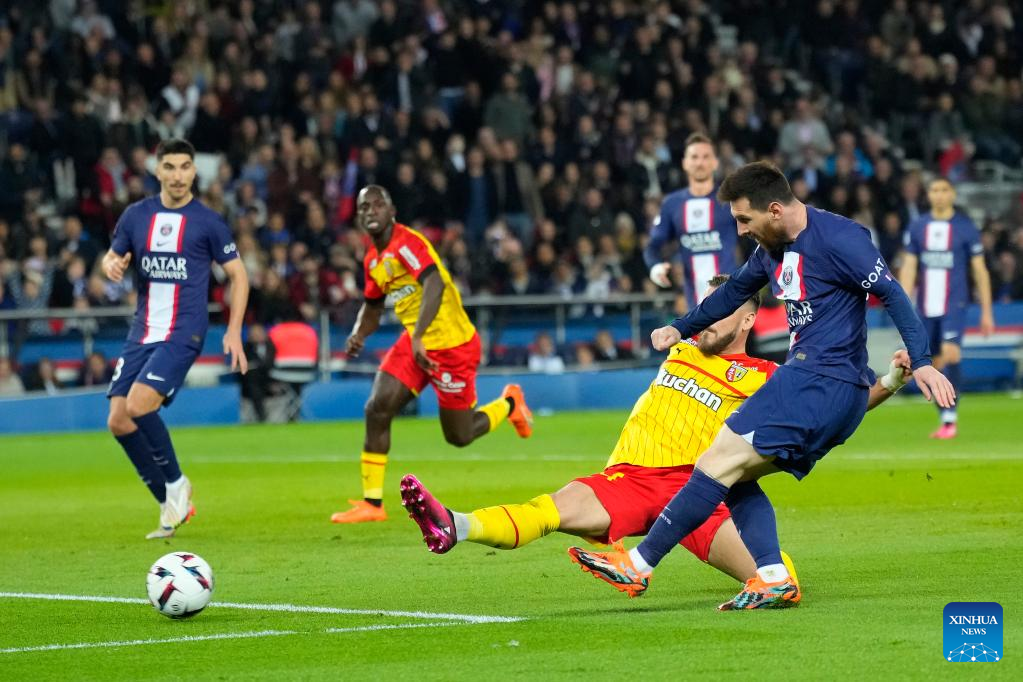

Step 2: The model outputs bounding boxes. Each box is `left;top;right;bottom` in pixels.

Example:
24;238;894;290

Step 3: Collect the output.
141;255;189;280
654;368;723;411
679;232;722;253
921;251;955;270
786;300;814;326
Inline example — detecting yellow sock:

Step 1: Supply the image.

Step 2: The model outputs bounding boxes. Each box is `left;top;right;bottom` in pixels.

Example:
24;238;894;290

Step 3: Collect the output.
478;397;512;432
466;494;560;549
360;451;387;500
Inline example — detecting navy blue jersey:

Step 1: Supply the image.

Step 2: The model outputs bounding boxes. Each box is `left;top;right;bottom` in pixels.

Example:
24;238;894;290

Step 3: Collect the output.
644;187;738;307
904;210;982;318
111;196;238;347
670;206;930;386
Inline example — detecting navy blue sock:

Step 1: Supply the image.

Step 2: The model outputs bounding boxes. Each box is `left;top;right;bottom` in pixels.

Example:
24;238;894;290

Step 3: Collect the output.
133;411;182;482
115;429;166;502
636;468;729;568
937;363;961;423
725;481;783;568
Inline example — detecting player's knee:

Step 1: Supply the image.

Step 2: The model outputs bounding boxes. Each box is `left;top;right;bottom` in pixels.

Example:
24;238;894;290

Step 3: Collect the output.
443;429;473;447
107;411;134;435
125;397;156;420
364;396;393;423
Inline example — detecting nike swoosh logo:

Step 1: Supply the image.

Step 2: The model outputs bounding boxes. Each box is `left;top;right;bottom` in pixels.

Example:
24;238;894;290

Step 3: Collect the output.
155;240;171;248
146;372;165;381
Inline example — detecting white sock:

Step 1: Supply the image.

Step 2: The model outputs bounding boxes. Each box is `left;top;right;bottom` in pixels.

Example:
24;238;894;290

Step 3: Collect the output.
757;563;790;582
451;511;470;542
166;475;185;490
628;547;653;573
940;409;958;424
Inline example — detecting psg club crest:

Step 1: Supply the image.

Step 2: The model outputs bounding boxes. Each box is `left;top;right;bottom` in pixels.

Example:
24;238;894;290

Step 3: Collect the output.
160;224;173;236
726;362;748;383
693;208;703;218
782;265;794;286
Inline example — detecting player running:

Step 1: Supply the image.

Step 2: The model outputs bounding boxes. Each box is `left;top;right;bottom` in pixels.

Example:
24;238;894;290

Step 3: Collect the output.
645;133;739;308
898;178;995;439
400;275;912;588
102;138;249;539
330;185;532;524
569;162;953;609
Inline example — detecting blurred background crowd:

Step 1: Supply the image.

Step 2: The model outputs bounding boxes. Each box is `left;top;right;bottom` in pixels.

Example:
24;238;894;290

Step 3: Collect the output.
1;0;1023;394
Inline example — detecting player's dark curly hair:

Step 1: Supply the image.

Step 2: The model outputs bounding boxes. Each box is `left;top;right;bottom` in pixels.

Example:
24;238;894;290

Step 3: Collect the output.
155;138;196;160
717;161;794;210
708;274;761;311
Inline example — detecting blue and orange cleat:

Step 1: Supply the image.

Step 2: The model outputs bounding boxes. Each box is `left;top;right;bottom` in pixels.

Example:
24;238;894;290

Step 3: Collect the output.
718;574;801;610
567;545;650;597
501;384;533;438
400;474;457;554
931;423;957;439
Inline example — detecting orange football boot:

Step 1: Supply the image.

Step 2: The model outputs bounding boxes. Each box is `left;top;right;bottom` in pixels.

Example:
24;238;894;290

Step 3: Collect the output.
501;384;533;438
330;499;388;523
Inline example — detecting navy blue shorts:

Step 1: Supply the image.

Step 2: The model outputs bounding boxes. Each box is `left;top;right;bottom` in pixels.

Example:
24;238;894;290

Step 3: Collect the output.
923;307;966;351
725;365;869;480
107;341;200;407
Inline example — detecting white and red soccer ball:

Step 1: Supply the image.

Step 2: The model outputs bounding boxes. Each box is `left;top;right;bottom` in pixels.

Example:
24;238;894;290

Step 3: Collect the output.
146;552;214;618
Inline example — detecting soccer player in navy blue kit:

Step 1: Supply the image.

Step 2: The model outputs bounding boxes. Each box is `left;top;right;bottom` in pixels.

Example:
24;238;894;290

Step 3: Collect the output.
570;162;954;609
102;138;249;539
644;133;739;308
898;178;995;439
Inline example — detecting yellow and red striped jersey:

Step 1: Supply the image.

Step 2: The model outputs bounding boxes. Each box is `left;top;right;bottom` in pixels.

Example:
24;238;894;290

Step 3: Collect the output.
363;224;475;350
607;340;777;468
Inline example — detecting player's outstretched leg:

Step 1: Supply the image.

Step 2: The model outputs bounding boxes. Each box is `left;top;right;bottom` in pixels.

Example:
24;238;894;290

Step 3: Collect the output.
400;473;560;552
567;545;650;597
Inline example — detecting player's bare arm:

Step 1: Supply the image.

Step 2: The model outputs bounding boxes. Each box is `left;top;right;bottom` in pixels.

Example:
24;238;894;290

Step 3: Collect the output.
221;259;249;374
410;268;444;372
970;254;995;336
897;252;918;296
346;298;384;358
102;249;132;282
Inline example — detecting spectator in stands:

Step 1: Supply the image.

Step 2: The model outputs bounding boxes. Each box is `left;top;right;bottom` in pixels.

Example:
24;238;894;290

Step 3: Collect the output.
575;344;598;370
24;357;61;395
79;351;114;388
778;98;834;172
593;330;634;363
241;323;276;423
527;331;565;374
0;356;24;396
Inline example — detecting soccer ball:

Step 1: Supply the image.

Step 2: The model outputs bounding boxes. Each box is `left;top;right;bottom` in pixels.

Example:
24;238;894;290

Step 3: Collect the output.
146;552;214;619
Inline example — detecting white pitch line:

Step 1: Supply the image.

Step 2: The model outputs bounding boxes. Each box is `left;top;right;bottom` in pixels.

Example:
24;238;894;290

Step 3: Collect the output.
0;592;524;624
0;630;296;654
1;623;463;655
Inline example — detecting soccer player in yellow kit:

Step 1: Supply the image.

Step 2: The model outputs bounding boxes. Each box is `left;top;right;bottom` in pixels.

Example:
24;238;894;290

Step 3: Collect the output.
331;185;533;524
400;275;912;584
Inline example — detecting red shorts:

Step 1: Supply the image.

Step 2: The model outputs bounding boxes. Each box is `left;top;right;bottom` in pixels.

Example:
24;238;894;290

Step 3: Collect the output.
380;331;480;410
574;463;731;562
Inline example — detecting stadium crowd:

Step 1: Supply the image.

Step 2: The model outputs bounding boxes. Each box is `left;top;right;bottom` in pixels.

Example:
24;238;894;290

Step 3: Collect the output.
1;0;1023;372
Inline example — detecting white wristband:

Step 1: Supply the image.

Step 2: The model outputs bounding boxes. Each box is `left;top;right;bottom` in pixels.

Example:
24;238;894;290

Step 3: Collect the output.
880;359;908;393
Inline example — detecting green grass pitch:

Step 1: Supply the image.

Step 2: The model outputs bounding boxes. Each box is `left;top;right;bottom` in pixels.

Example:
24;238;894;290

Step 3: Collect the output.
1;395;1021;680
